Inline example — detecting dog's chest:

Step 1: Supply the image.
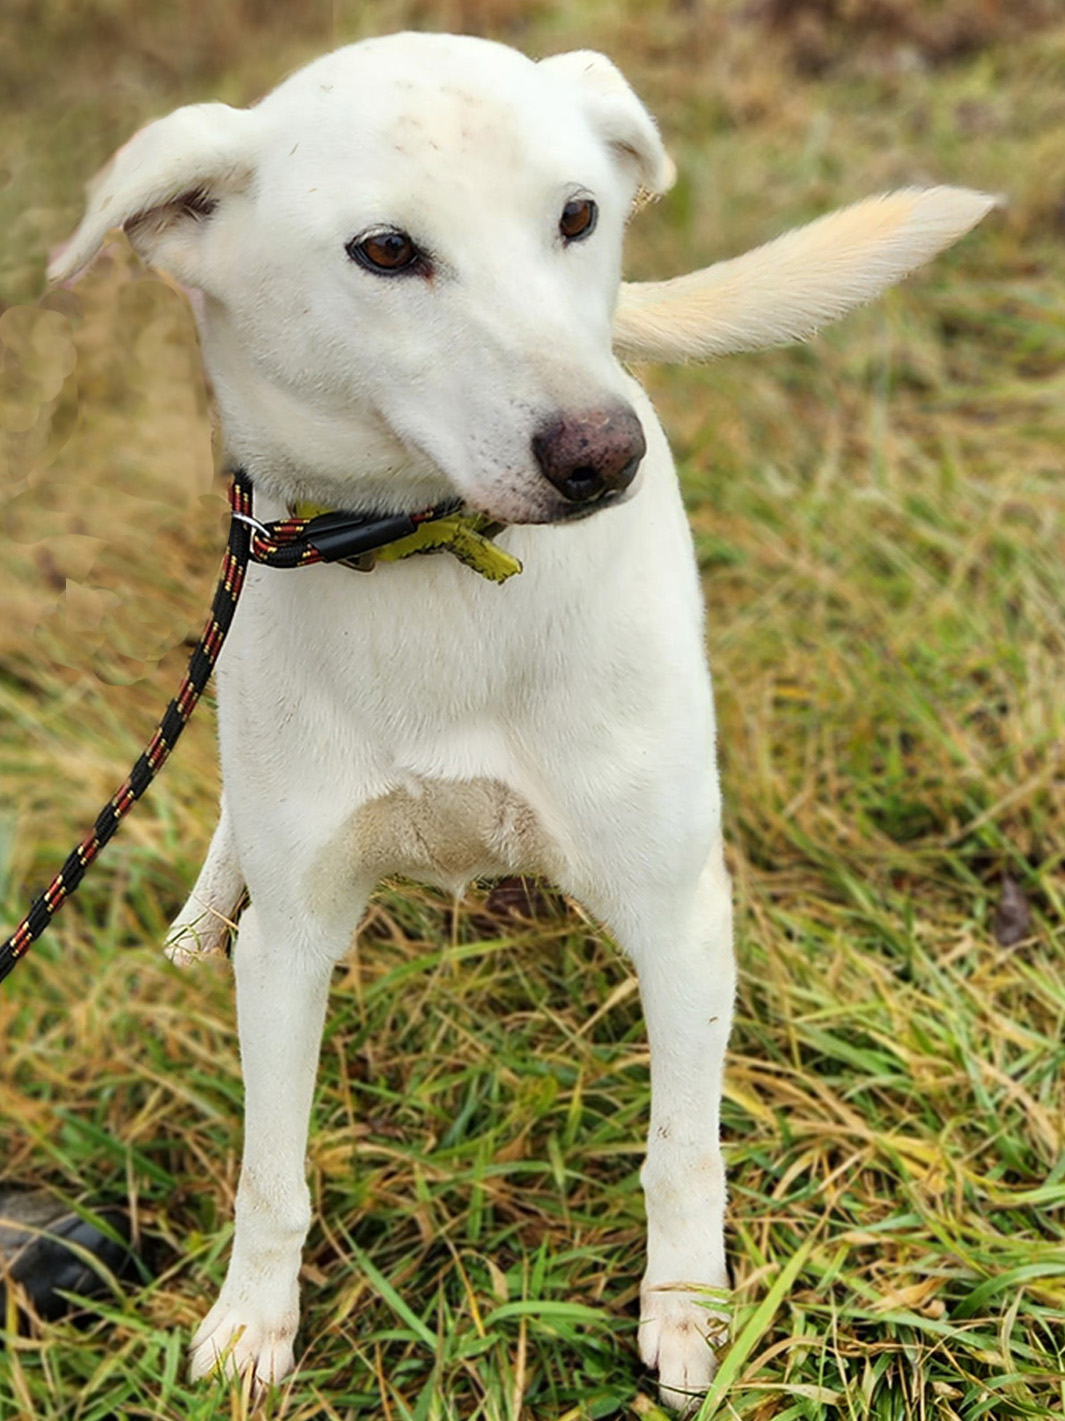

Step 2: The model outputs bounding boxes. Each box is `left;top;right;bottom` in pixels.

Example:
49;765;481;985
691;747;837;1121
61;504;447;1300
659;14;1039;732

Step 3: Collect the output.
331;776;560;893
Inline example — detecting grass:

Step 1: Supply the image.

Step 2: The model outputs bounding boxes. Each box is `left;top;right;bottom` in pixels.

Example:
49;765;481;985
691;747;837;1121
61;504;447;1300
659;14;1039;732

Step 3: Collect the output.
2;1;1065;1417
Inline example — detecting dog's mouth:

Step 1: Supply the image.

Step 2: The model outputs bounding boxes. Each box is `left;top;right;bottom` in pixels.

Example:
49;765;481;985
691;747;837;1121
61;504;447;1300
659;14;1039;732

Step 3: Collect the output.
474;480;636;529
534;485;630;525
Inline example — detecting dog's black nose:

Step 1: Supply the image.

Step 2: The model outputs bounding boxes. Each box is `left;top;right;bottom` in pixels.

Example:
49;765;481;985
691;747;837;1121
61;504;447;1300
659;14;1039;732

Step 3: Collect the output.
532;405;646;504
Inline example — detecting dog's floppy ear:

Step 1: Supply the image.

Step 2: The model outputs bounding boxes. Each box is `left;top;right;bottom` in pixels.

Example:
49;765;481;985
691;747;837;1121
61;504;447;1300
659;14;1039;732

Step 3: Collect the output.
539;50;675;197
48;102;255;286
613;187;997;362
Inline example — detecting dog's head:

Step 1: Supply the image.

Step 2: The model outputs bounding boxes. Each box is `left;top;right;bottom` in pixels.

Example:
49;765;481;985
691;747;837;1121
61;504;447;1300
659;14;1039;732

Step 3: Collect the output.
51;34;674;524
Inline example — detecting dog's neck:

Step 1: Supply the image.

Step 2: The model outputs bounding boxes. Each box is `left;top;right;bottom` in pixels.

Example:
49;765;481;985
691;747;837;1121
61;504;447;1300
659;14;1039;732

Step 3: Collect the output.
228;446;455;524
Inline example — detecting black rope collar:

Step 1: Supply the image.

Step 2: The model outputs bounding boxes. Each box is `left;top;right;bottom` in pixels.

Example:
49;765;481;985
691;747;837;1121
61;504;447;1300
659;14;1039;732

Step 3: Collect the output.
0;470;463;986
232;473;464;569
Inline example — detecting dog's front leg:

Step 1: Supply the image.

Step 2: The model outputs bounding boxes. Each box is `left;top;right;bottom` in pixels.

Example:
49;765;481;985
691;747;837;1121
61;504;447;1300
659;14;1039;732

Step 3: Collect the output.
188;901;345;1388
602;847;735;1413
165;796;244;965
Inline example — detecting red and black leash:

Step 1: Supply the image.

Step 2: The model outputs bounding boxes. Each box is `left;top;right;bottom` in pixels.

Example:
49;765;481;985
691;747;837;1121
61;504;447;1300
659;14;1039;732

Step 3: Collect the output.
0;471;461;986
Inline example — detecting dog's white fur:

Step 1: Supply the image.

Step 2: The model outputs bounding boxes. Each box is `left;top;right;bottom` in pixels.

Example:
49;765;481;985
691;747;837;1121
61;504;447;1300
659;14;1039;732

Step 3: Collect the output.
52;32;993;1410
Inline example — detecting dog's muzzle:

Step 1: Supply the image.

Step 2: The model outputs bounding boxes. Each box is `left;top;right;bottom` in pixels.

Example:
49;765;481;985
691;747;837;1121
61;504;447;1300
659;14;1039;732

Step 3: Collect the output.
532;405;646;508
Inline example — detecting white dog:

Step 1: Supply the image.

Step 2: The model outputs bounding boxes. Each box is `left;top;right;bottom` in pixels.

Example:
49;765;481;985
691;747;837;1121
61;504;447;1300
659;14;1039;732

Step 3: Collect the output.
51;32;992;1410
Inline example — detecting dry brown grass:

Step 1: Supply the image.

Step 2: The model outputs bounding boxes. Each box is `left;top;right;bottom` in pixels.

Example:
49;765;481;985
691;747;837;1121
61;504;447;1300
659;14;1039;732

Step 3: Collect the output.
2;4;1064;1418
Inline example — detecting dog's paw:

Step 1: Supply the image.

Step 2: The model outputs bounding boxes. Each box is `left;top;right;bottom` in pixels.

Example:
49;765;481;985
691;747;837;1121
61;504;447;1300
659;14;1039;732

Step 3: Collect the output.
639;1282;727;1415
164;915;232;968
164;938;211;970
188;1300;297;1389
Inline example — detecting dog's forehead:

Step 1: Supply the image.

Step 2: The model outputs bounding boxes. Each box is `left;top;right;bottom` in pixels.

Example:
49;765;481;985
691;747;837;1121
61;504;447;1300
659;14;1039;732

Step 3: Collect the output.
263;32;557;114
252;34;613;201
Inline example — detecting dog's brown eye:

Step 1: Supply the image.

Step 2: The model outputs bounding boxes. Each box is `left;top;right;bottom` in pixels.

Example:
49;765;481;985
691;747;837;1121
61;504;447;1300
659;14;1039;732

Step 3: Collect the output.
559;197;597;243
347;229;424;275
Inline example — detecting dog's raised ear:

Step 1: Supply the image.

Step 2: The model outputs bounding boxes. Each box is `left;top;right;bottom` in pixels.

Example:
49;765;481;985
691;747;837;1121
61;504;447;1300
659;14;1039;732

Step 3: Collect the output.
538;51;675;197
48;102;256;287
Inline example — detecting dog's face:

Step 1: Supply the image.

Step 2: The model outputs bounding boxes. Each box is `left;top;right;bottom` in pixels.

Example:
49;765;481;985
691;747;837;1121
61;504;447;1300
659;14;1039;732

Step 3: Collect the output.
53;34;674;523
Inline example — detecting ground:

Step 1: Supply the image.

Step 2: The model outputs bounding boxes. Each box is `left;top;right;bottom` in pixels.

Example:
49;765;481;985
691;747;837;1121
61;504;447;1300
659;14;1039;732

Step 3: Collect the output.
1;2;1063;1417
